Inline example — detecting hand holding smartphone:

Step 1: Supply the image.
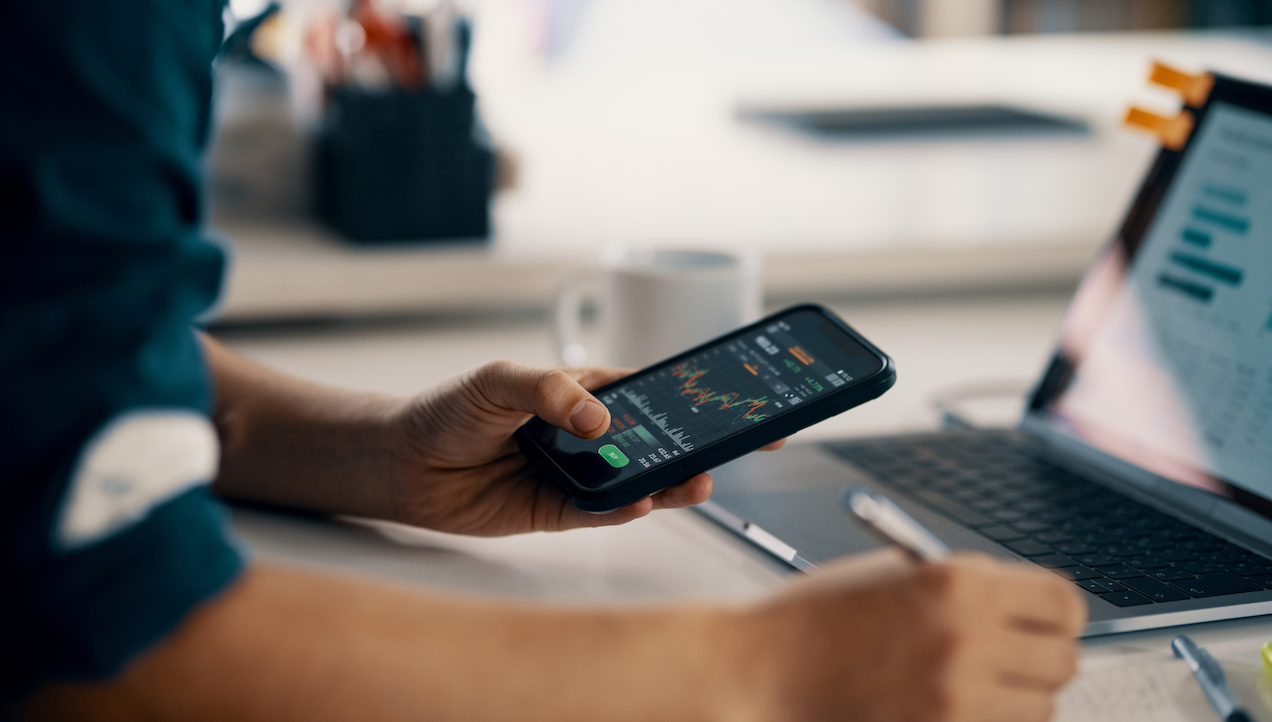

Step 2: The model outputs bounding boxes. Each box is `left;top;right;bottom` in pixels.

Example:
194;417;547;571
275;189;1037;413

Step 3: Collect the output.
516;304;897;513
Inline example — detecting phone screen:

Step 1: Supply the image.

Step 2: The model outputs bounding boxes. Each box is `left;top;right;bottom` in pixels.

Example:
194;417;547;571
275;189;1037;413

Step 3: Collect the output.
535;308;885;489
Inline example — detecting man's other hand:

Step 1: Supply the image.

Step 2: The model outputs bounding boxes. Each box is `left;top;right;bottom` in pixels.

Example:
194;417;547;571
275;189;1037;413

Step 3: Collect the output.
731;549;1087;722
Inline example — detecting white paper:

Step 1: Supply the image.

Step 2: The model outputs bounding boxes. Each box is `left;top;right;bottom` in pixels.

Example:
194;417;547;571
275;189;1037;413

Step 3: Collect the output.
1055;648;1272;722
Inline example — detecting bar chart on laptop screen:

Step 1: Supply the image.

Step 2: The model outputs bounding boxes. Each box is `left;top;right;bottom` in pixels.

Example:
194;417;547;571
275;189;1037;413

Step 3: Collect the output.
1125;101;1272;491
1156;183;1251;305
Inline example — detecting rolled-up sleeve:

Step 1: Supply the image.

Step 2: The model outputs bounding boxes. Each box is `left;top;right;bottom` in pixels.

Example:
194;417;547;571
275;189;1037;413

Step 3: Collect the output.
0;0;245;702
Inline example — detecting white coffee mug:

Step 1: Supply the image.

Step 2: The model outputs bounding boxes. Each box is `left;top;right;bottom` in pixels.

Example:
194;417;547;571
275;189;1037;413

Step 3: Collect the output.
555;245;762;368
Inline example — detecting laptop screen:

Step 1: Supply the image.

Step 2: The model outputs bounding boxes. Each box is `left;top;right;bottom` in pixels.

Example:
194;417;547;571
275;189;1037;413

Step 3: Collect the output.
1027;81;1272;518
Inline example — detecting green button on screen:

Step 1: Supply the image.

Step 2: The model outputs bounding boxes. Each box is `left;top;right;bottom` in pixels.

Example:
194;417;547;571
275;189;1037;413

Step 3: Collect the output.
598;444;630;468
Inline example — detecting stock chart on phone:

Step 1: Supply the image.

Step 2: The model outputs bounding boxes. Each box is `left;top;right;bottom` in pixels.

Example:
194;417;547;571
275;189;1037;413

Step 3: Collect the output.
595;319;854;472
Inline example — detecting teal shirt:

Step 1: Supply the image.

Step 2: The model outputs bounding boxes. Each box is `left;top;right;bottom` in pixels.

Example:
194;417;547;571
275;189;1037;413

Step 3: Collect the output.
0;0;245;701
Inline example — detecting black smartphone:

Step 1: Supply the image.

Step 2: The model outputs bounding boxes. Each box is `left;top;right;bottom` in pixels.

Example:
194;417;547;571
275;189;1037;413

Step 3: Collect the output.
515;304;896;513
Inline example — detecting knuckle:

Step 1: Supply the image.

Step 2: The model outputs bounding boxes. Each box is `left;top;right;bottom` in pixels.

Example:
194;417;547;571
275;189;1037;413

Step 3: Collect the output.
533;368;574;404
464;359;525;408
475;358;518;383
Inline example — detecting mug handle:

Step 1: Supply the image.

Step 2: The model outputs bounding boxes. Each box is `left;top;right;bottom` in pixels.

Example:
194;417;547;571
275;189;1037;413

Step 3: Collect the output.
554;268;596;366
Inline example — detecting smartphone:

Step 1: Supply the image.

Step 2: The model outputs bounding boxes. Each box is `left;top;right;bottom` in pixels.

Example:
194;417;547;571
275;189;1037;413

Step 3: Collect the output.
515;304;896;513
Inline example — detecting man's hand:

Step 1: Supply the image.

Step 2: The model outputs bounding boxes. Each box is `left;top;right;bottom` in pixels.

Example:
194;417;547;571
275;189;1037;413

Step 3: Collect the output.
386;359;783;536
205;340;782;536
731;549;1087;722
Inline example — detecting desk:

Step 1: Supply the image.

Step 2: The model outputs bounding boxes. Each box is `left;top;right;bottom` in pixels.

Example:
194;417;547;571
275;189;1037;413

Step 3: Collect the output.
217;292;1272;719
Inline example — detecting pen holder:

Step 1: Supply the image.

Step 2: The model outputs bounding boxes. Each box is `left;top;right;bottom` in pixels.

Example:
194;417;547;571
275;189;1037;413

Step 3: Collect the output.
314;84;495;243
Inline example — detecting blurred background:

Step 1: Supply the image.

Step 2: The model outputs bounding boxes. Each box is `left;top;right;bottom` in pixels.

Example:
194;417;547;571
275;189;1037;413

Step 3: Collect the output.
862;0;1272;35
210;0;1272;435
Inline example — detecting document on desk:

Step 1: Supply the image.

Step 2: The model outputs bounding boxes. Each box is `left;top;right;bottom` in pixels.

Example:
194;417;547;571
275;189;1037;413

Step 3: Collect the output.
1055;648;1272;722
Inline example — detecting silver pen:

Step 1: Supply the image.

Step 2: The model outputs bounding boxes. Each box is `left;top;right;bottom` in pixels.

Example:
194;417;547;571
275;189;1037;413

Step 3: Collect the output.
842;486;949;563
1172;634;1254;722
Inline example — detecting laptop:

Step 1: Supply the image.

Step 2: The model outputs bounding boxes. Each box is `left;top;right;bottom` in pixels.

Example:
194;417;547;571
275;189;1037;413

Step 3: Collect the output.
700;69;1272;637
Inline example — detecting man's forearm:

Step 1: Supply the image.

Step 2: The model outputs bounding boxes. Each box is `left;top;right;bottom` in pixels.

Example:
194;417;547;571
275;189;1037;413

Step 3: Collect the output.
18;551;1087;722
202;336;406;520
19;565;743;722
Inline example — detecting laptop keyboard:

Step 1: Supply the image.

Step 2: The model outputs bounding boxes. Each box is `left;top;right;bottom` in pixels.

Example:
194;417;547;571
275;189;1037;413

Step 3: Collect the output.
827;431;1272;607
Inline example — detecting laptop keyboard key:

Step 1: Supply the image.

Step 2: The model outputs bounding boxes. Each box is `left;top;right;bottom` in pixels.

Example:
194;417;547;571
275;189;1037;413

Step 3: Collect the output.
978;525;1027;542
1245;574;1272;589
1103;544;1141;557
1034;530;1074;544
1180;540;1224;554
1015;500;1053;513
1055;541;1097;555
914;491;994;527
1124;555;1169;570
1121;577;1190;603
1101;590;1155;607
1169;572;1262;598
967;500;1006;513
1075;579;1128;594
1150;567;1196;582
1100;565;1146;580
1074;554;1120;567
1011;520;1052;533
1054;566;1104;581
1225;562;1271;577
1032;554;1077;568
1159;549;1199;562
883;474;927;491
1207;551;1259;565
1178;561;1224;575
1004;540;1054;557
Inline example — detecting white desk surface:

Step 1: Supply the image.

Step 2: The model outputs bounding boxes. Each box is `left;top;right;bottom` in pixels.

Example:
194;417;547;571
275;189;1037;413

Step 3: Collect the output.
218;292;1272;719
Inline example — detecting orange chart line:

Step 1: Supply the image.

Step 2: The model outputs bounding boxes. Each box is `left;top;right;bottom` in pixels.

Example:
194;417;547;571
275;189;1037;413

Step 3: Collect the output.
671;364;770;424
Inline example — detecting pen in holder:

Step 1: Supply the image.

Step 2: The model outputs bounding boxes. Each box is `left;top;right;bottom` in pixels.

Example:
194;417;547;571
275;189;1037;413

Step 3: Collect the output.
311;11;494;243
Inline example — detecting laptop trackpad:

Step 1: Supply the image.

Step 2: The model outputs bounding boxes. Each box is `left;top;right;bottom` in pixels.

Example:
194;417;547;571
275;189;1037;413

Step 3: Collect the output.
710;444;1010;565
710;445;883;562
712;486;884;561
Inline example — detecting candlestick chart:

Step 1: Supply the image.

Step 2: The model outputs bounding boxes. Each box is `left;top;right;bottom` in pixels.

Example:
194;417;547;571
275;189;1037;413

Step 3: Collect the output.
574;315;865;481
670;363;772;424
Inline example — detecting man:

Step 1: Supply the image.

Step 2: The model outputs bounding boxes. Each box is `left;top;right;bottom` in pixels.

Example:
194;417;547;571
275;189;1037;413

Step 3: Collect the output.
0;1;1085;720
